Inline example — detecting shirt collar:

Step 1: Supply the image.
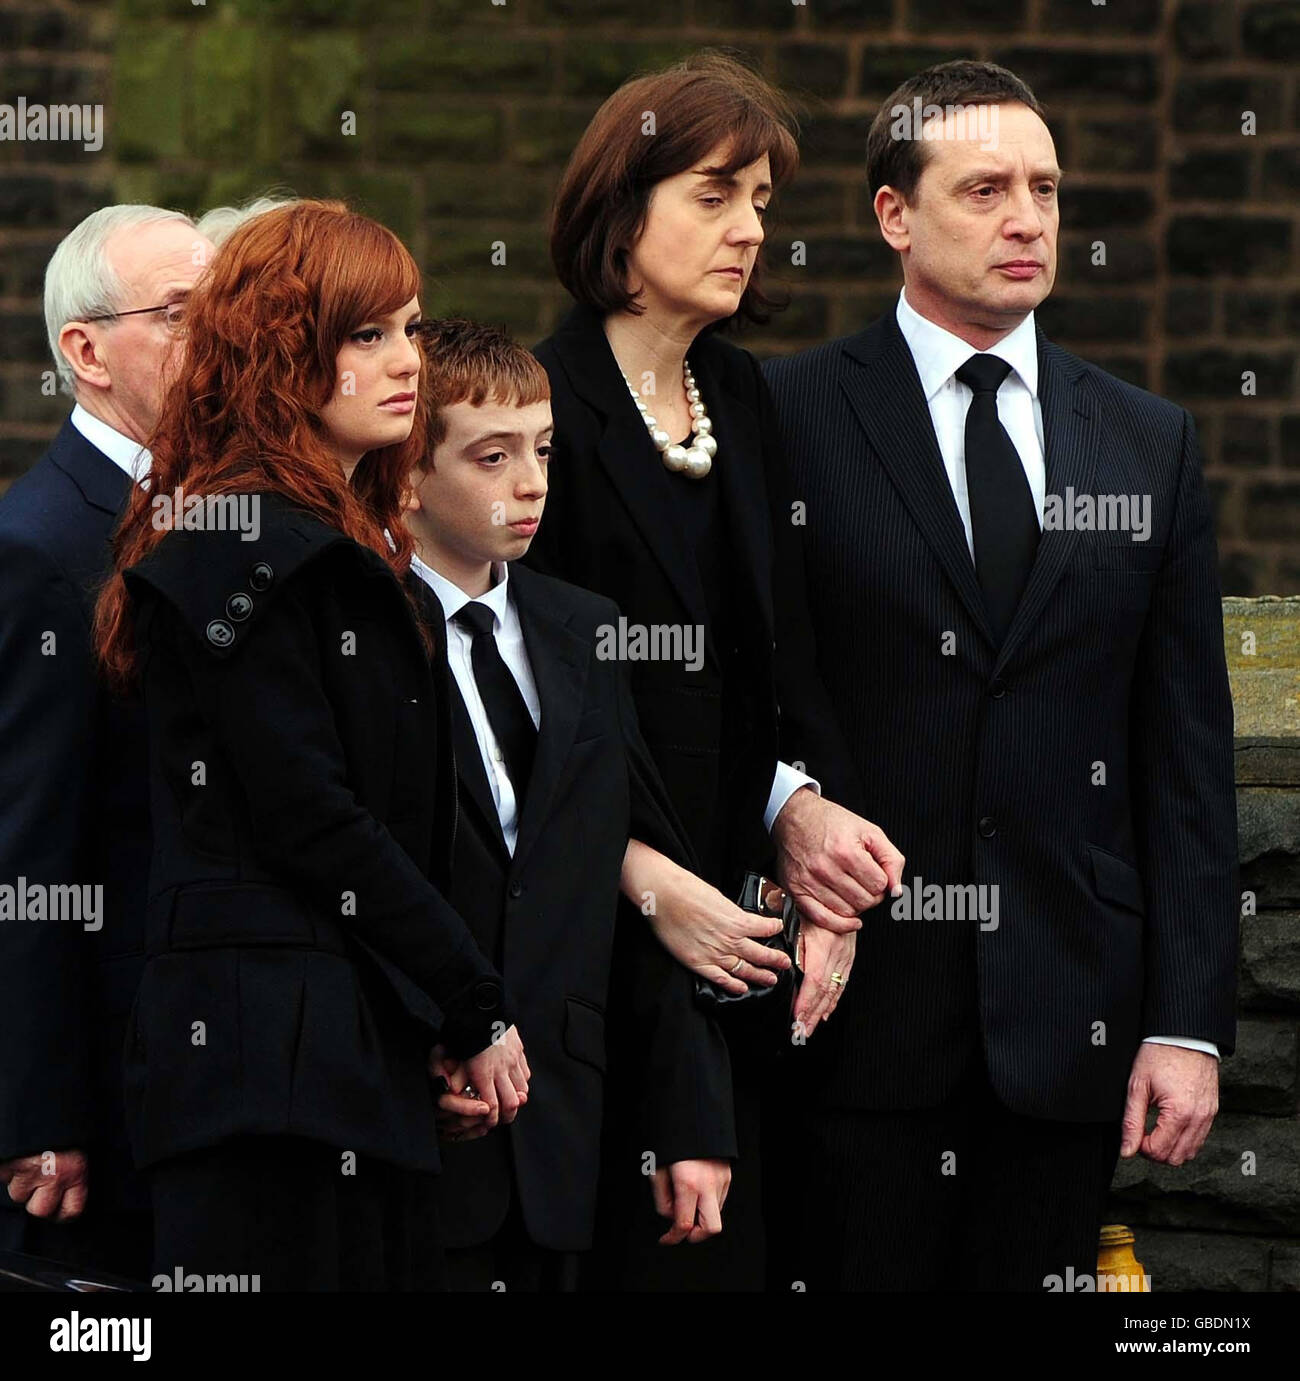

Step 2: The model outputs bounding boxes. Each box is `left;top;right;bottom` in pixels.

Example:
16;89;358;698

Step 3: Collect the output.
894;287;1039;402
410;552;510;628
69;403;152;484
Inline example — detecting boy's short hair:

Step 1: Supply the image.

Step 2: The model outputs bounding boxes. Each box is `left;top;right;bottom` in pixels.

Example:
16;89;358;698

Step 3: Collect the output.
417;318;551;458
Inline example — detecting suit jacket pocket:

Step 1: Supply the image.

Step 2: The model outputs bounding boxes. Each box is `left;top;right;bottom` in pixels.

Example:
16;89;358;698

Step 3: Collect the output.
572;705;606;745
1091;542;1163;573
563;995;607;1073
1087;843;1146;916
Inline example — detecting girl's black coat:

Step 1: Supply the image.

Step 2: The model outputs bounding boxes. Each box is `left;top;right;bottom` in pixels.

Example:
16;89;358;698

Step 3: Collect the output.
122;493;508;1173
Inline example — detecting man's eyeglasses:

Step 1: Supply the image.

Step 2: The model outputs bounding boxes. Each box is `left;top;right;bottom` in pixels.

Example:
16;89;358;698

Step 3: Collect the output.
82;302;188;335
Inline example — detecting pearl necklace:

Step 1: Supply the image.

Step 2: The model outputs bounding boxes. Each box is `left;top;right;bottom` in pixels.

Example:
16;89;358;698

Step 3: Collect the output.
621;359;718;479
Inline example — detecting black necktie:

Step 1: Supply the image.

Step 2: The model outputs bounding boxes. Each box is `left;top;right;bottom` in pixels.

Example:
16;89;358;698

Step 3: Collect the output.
454;601;537;807
955;353;1040;644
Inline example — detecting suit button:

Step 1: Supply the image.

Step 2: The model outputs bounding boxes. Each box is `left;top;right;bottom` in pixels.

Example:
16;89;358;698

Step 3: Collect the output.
473;980;500;1010
226;592;253;622
206;619;234;647
989;678;1007;699
249;562;274;591
978;816;997;839
508;881;523;899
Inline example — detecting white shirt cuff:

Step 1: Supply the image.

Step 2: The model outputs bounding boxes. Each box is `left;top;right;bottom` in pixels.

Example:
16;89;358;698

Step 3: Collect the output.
765;761;820;834
1143;1035;1220;1060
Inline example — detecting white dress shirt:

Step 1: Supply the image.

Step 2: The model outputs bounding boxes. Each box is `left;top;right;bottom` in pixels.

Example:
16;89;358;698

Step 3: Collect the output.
766;761;819;833
411;555;540;857
70;403;152;486
893;288;1217;1061
412;553;813;849
894;287;1044;560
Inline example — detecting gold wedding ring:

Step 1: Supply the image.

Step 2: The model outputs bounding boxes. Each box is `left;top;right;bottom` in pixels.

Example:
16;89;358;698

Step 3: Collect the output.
729;957;744;975
829;972;845;986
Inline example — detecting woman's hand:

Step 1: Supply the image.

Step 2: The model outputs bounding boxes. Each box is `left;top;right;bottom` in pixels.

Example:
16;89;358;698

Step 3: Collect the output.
429;1045;493;1142
792;922;857;1039
621;839;792;994
430;1029;530;1138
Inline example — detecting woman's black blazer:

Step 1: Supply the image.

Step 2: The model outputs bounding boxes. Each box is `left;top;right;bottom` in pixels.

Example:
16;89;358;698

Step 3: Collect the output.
528;304;861;890
121;491;509;1173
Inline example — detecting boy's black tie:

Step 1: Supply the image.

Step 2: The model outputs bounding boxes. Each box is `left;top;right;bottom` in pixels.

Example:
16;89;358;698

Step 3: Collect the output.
454;600;537;806
956;352;1040;644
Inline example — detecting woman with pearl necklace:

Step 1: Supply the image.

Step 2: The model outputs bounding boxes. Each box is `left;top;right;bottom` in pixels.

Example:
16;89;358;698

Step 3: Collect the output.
527;51;903;1293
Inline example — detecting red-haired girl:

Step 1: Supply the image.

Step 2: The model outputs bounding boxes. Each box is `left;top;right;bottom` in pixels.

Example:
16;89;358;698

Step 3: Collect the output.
95;201;527;1292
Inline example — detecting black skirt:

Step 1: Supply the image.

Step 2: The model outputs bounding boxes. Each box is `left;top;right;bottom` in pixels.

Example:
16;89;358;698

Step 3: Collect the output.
148;1134;445;1292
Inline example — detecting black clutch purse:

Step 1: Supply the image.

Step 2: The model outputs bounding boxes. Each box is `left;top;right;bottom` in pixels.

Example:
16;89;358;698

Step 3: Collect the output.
694;871;801;1030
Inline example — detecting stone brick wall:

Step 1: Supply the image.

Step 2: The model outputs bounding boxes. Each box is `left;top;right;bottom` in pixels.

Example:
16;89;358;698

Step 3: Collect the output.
1;1;1297;591
2;0;1297;590
0;0;1297;1290
1109;597;1300;1293
0;2;114;478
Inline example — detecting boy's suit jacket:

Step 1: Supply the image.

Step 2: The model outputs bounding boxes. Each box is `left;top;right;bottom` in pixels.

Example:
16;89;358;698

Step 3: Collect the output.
416;563;737;1252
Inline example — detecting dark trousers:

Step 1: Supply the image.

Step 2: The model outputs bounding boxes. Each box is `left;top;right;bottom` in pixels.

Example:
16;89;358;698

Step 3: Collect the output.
791;1056;1122;1291
149;1135;445;1292
0;1200;152;1285
446;1195;579;1292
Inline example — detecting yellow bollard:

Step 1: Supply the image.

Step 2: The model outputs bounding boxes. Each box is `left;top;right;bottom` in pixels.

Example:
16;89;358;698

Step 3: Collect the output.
1097;1224;1151;1291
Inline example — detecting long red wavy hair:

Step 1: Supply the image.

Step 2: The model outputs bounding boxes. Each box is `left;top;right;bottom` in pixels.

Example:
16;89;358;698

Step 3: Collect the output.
95;199;429;691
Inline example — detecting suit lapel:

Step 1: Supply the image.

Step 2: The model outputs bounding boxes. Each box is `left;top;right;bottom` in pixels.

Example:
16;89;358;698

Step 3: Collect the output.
49;417;134;517
840;315;997;649
509;565;590;874
548;306;709;630
992;331;1098;673
689;343;774;644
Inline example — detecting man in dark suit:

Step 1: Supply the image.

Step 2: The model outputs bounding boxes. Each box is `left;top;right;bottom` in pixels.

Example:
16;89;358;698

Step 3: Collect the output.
762;61;1238;1290
0;206;213;1278
403;320;738;1289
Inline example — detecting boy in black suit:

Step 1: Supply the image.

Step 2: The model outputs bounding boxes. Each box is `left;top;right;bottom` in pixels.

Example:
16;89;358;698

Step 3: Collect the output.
403;320;754;1290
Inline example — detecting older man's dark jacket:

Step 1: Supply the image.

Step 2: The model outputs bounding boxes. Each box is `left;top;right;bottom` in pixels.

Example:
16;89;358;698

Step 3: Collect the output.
0;419;152;1273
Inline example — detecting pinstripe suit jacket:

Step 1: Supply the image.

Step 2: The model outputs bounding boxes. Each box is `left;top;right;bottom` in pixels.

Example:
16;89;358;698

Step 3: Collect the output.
763;310;1238;1121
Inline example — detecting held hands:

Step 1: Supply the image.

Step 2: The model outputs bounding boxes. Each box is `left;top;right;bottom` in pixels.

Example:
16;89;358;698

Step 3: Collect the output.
622;839;792;995
0;1148;89;1221
792;923;857;1039
430;1024;530;1142
772;788;903;1031
1121;1043;1219;1166
651;1159;731;1245
772;788;905;934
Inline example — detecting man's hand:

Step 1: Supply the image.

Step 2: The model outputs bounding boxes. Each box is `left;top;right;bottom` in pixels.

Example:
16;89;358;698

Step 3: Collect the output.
622;840;792;995
772;788;905;932
429;1045;494;1142
651;1159;731;1245
0;1148;89;1221
461;1025;531;1131
1120;1043;1219;1165
792;923;856;1039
